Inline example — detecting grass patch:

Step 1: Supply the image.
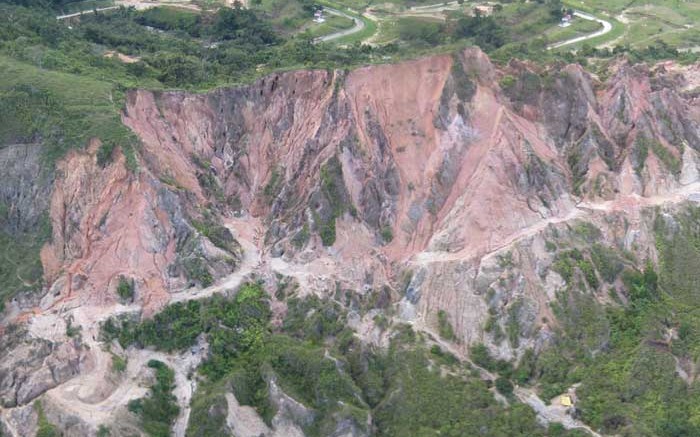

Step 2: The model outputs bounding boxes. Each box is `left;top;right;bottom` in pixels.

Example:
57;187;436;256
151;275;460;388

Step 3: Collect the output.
437;309;455;341
0;212;51;310
0;55;139;167
112;354;127;373
116;276;135;303
34;400;59;437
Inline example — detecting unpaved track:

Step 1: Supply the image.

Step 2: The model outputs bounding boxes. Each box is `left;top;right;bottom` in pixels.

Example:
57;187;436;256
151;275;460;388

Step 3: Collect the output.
56;0;200;20
169;226;259;303
56;5;119;19
411;183;700;434
415;182;700;266
36;219;259;436
16;158;700;437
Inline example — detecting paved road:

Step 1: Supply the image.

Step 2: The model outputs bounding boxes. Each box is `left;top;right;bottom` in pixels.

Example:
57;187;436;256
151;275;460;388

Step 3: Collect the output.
548;11;613;49
314;7;365;43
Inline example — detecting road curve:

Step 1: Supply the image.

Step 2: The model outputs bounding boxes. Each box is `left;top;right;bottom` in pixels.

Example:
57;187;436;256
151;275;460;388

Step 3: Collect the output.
314;7;365;43
548;11;613;50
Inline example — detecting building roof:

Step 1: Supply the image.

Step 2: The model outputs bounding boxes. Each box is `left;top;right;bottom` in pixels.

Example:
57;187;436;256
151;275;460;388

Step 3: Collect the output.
560;395;573;407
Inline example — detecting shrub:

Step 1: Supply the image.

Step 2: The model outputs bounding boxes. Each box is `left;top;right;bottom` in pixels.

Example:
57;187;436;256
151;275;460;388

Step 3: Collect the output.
129;360;180;437
112;354;127;373
437;310;456;340
380;226;393;243
116;276;135;302
495;376;514;396
34;401;59;437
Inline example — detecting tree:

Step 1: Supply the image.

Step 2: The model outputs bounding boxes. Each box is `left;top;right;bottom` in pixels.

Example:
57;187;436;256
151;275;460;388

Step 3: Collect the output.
495;376;514;396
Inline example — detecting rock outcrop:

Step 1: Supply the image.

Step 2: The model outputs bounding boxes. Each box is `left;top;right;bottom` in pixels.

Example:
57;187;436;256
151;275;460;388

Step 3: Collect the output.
3;47;700;435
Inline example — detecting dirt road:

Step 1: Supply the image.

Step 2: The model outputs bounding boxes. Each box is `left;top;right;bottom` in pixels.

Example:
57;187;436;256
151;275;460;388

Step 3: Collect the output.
415;182;700;266
56;0;200;20
30;218;260;436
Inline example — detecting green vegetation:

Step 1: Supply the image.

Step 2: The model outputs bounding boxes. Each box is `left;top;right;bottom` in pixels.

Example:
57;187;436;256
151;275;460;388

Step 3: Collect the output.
186;381;230;436
317;156;348;246
380;225;393;243
590;243;624;284
562;0;700;51
544;14;601;44
282;295;347;343
304;13;354;39
116;276;135;303
507;207;700;435
634;136;681;176
34;400;59;437
262;167;283;203
65;316;82;338
506;299;522;348
127;360;180;437
291;223;310;248
470;343;514;377
0;213;51;312
183;257;214;287
316;0;376;45
552;248;599;289
136;6;200;33
111;354;127;373
437;309;455;341
191;210;238;252
0;54;139;168
655;206;700;305
105;282;587;436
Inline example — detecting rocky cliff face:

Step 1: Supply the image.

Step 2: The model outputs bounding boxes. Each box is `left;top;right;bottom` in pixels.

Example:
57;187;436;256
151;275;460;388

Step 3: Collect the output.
120;50;700;348
3;48;700;435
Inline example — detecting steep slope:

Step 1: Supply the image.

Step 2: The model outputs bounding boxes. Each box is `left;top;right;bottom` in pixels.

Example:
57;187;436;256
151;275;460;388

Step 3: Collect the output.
3;48;700;435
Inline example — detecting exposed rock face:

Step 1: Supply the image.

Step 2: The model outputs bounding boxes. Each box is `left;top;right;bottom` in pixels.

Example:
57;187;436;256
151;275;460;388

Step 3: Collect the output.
117;49;700;353
0;326;83;408
0;144;53;235
38;138;242;315
3;48;692;326
3;48;700;435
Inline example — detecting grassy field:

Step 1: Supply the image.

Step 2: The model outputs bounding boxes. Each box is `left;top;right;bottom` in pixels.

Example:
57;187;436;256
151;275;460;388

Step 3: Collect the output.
544;16;602;44
249;0;310;33
305;14;354;38
564;0;700;49
0;55;138;163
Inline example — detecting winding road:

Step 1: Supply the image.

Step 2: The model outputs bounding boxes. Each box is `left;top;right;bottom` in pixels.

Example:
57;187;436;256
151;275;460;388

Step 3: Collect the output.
548;11;613;49
314;7;365;43
56;0;617;50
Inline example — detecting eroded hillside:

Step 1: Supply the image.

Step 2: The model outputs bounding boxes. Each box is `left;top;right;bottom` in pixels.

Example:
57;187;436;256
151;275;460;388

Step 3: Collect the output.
3;48;700;436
